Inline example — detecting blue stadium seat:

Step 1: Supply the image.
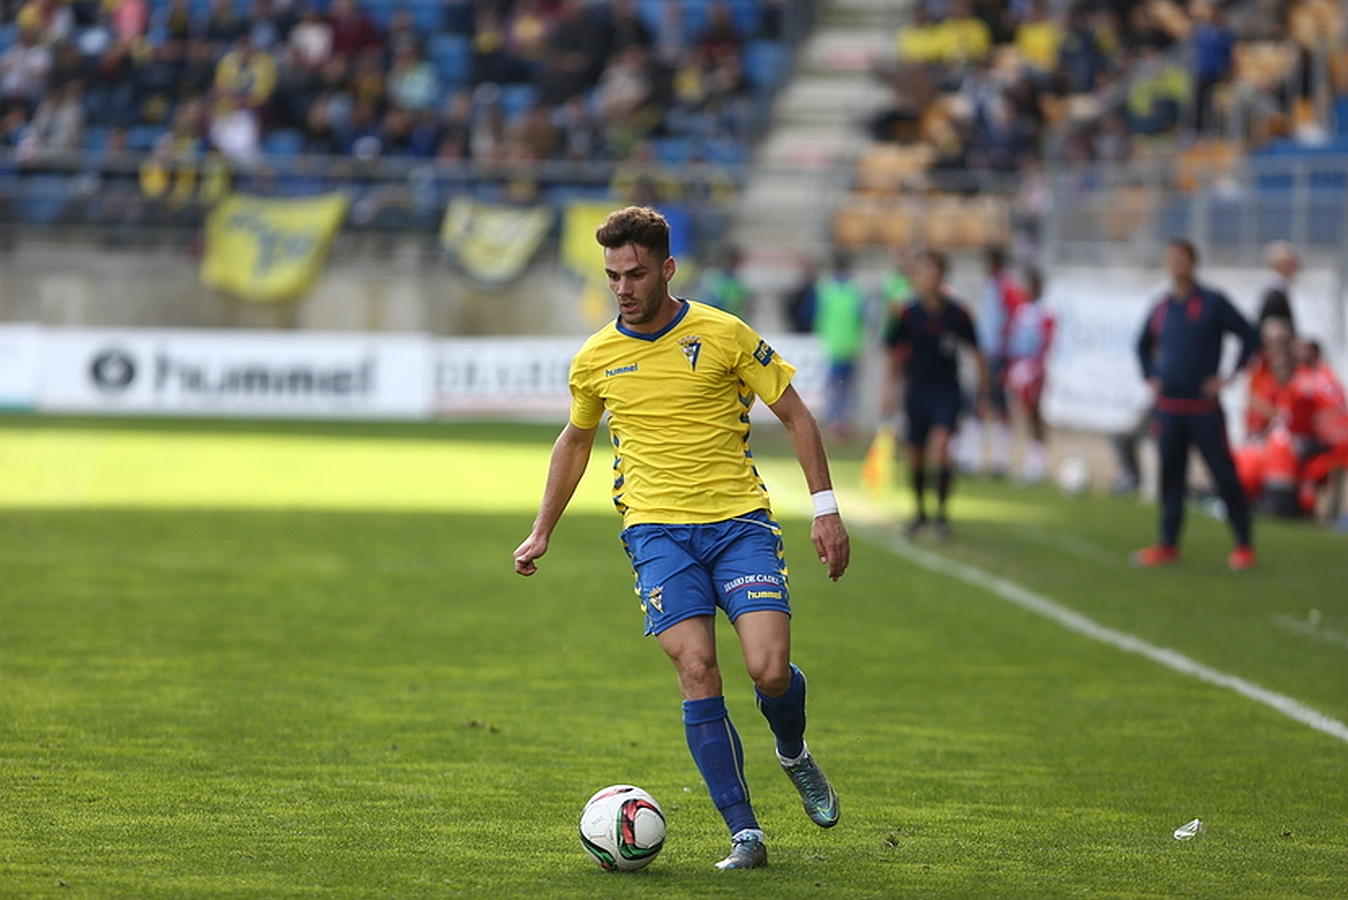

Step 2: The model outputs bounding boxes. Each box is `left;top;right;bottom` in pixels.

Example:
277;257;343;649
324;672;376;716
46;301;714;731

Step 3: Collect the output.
652;137;693;165
744;40;786;91
500;84;538;120
0;24;17;54
83;126;111;152
1335;96;1348;136
407;0;443;34
263;128;305;158
430;34;470;87
127;125;166;152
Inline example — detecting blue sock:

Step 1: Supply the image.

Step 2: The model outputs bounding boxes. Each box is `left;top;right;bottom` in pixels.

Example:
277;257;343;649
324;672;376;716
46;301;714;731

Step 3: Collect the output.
755;663;806;759
683;696;759;835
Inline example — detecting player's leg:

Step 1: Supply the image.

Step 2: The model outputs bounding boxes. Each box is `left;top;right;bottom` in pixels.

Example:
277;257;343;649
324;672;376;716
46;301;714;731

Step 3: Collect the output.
657;616;765;868
1192;410;1255;569
1134;411;1186;565
929;425;955;539
905;387;932;536
987;356;1012;477
628;523;763;868
929;383;961;538
735;610;840;829
1022;380;1048;483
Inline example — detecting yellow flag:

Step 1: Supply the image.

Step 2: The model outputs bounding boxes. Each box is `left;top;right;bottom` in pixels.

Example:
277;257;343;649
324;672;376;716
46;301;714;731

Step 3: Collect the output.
201;192;349;303
861;425;897;495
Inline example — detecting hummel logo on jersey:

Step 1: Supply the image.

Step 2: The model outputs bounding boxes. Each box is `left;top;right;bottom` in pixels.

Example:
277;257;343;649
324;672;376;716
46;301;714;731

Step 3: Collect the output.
679;335;702;371
605;363;639;377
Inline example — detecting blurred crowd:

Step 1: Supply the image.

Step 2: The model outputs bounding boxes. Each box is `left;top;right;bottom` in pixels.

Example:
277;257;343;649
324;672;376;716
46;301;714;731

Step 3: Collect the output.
870;0;1345;183
0;0;785;171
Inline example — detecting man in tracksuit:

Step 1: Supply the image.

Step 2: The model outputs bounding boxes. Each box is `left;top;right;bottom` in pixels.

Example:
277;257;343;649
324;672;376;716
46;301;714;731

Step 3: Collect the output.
1134;239;1260;571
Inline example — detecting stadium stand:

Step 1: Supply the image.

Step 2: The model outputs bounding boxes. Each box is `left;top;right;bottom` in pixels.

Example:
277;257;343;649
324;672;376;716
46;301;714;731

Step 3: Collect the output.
835;0;1348;256
0;0;805;245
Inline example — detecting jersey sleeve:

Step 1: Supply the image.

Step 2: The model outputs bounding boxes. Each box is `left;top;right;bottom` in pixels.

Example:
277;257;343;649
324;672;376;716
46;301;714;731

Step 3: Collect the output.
730;319;797;405
882;308;908;349
567;348;604;429
955;305;979;348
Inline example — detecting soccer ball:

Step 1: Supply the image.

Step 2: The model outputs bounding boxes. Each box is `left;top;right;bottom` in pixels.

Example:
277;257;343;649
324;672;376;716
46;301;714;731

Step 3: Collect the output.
578;785;666;872
1055;455;1092;496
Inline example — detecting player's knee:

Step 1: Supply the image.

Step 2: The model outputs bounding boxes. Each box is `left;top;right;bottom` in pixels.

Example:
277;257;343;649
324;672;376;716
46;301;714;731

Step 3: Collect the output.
750;660;791;697
677;657;722;697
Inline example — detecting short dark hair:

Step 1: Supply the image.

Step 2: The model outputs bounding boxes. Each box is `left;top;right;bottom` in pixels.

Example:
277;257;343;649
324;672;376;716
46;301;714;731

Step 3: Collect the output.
1167;237;1198;264
920;248;948;278
596;206;671;259
984;245;1006;270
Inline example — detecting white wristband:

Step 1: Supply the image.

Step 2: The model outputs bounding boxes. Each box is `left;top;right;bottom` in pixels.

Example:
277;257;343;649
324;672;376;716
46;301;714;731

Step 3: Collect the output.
811;489;839;518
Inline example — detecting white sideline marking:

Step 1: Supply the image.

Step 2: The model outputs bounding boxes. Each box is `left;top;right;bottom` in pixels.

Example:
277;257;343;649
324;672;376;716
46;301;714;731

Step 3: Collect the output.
855;523;1348;746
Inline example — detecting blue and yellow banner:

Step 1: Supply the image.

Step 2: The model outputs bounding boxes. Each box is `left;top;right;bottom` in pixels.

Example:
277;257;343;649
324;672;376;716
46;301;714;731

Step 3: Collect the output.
440;196;553;286
202;192;349;303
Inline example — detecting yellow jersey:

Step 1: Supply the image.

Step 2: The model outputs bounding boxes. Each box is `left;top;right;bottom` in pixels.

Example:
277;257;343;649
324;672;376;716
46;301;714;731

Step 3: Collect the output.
569;300;796;526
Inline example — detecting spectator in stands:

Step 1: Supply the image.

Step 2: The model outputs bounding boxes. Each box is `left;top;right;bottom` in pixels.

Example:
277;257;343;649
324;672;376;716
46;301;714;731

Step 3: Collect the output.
291;6;334;70
328;0;381;59
1259;239;1299;330
938;0;994;67
90;40;138;127
1014;0;1062;79
177;39;218;104
505;0;552;80
204;0;246;46
135;41;183;127
110;0;149;44
15;0;74;45
215;36;279;110
26;78;84;155
157;0;192;44
537;0;606;103
509;100;561;161
1056;2;1104;93
606;0;653;58
555;93;604;161
1125;43;1190;134
0;26;52;116
209;91;261;165
1190;1;1233;133
697;2;744;62
471;5;522;86
388;42;439;114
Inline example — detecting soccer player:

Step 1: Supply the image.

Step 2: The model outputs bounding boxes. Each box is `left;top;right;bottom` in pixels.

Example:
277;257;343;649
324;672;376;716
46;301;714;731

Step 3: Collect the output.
512;207;850;871
1003;267;1056;483
882;249;989;539
1133;238;1260;571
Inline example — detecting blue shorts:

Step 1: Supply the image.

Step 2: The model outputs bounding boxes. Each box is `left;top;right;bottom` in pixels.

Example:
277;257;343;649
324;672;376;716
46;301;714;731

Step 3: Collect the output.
905;382;961;446
621;509;792;636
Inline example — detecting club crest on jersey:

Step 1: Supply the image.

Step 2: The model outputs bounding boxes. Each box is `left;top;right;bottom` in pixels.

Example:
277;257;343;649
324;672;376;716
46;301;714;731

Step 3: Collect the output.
753;340;776;366
678;335;702;371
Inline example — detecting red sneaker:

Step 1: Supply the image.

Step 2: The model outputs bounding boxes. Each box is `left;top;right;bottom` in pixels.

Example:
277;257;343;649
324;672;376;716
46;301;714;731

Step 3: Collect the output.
1131;545;1179;568
1228;545;1256;572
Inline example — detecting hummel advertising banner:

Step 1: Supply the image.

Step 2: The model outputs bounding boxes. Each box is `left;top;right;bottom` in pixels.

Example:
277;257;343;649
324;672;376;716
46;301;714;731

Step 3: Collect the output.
0;323;41;411
38;328;433;419
433;333;829;417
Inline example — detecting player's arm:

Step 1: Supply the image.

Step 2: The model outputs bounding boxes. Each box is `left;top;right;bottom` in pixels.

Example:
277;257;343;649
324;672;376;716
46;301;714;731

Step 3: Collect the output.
1205;296;1262;397
513;422;597;576
767;385;850;581
1137;305;1160;392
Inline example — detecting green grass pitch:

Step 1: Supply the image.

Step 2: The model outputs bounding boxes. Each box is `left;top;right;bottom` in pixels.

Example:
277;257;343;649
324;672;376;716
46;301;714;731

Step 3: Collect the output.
2;417;1346;898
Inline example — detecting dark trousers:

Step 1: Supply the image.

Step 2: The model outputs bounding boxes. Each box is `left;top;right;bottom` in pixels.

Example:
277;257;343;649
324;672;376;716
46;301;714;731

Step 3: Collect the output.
1156;409;1252;548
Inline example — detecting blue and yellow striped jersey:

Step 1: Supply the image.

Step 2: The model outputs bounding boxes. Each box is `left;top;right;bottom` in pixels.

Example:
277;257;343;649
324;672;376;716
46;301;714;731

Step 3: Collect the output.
569;300;796;525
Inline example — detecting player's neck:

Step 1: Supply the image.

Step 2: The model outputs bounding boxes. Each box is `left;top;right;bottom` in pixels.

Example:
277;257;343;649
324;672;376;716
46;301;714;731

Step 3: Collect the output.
1170;277;1197;297
918;291;945;310
623;294;683;335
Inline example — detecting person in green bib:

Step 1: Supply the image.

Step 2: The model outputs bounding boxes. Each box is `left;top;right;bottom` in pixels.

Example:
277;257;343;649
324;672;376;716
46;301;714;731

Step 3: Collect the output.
814;252;868;440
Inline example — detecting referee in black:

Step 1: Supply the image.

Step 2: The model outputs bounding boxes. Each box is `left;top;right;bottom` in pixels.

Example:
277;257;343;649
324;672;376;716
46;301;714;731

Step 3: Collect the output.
1133;238;1261;571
